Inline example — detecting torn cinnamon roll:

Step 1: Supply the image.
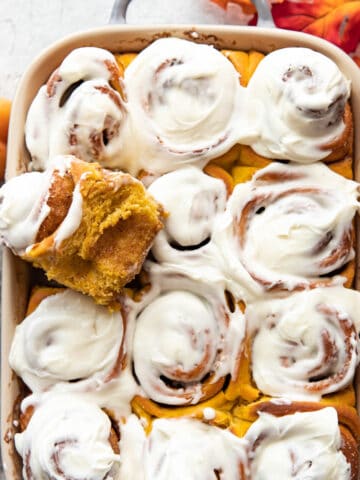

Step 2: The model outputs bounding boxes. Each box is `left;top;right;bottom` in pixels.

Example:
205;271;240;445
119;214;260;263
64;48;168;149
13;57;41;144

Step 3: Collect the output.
25;47;127;170
15;395;120;480
214;162;359;293
9;288;125;392
244;407;356;480
130;267;245;406
122;37;254;175
247;47;352;163
0;156;164;305
246;287;360;401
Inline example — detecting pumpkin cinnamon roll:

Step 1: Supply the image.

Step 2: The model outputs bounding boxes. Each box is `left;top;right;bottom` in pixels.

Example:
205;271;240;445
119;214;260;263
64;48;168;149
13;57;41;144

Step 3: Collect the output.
25;47;127;171
147;166;229;269
129;267;245;406
119;414;248;480
244;407;357;480
0;156;164;305
245;287;360;401
15;395;120;480
247;47;352;164
214;162;359;294
9;288;125;392
122;37;254;175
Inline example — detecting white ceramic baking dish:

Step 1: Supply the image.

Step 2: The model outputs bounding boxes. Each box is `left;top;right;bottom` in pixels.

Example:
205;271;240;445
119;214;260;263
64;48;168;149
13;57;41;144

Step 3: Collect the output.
2;25;360;479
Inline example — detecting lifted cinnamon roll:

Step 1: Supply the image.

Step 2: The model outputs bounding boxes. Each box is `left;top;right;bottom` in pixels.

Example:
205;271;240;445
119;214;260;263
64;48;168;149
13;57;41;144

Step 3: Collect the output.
247;47;352;163
0;156;164;305
16;395;120;480
25;47;127;170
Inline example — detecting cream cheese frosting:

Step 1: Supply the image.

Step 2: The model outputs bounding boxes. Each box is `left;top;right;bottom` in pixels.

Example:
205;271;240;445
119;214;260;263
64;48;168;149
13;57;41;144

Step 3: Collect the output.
247;286;360;400
119;415;248;480
9;289;124;392
245;408;351;480
247;47;351;163
25;47;127;170
15;394;120;480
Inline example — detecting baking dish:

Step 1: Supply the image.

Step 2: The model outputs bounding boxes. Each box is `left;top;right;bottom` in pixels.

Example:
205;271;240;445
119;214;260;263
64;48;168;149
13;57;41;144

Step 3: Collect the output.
2;24;360;479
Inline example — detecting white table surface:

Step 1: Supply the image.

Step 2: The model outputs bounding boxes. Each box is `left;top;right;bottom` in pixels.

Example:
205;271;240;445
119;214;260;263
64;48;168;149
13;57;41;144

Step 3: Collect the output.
0;0;115;99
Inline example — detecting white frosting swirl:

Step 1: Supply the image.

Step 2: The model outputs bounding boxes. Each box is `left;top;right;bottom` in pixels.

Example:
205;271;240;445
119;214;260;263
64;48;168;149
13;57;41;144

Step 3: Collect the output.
214;162;359;293
247;47;351;162
123;37;254;175
9;289;124;392
247;287;360;400
15;395;120;480
245;408;350;480
25;47;127;170
131;265;244;406
148;166;227;265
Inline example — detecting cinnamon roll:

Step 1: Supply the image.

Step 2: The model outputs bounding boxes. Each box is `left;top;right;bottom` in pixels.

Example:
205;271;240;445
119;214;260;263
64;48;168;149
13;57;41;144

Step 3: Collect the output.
130;267;245;406
247;47;352;163
214;161;359;293
25;47;127;170
147;166;228;268
244;407;355;480
122;37;254;175
119;415;248;480
246;287;360;401
9;288;125;392
0;156;164;305
15;395;120;480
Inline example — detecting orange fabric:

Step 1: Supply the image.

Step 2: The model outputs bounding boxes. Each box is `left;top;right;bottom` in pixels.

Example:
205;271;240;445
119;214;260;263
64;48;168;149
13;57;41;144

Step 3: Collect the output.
211;0;360;66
